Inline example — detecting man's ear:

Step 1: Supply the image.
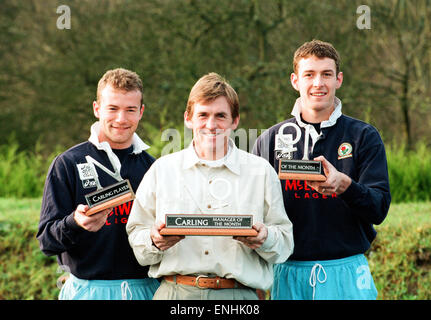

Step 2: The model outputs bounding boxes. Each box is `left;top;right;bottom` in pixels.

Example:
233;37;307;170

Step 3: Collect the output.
232;115;240;130
139;104;145;119
93;101;100;118
336;71;343;89
184;111;193;129
291;72;299;91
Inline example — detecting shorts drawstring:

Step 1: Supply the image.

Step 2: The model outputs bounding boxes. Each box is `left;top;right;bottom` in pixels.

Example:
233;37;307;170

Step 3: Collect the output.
121;281;132;300
309;263;327;300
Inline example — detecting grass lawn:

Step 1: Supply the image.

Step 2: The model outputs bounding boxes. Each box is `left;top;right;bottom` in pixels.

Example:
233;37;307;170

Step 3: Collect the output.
367;202;431;299
0;198;59;299
0;198;430;299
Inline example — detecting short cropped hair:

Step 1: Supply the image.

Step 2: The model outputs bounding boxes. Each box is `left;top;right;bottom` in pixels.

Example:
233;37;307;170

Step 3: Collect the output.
97;68;144;105
186;72;239;121
293;40;341;75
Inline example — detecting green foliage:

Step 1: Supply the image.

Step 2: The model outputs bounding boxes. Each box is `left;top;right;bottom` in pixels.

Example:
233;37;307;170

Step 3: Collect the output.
0;198;429;299
0;137;61;198
386;141;431;203
1;138;430;203
2;0;431;153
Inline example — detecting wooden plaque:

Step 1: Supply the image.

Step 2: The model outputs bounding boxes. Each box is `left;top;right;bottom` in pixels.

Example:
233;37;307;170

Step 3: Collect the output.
85;179;135;216
159;214;258;236
278;159;326;181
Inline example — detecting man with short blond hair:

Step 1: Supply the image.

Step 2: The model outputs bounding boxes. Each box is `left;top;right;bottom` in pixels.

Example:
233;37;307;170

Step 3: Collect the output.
37;68;160;300
127;72;294;300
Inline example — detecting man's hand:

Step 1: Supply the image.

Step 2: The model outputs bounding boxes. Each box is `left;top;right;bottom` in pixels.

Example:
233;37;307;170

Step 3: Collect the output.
233;222;268;249
150;221;185;251
73;204;111;232
307;155;352;196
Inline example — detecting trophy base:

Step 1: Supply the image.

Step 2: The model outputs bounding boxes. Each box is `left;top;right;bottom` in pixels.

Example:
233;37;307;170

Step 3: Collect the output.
160;228;258;236
84;179;135;216
278;172;327;181
278;159;326;181
160;214;258;236
86;192;135;216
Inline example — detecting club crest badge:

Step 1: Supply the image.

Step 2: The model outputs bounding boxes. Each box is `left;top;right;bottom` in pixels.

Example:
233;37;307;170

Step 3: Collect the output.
338;142;353;159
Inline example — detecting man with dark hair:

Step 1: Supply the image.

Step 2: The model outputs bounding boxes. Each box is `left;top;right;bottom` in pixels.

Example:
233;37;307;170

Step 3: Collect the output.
253;40;391;300
37;68;160;300
127;72;294;300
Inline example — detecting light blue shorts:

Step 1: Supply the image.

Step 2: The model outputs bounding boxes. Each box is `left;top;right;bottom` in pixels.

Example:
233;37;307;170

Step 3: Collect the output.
271;254;377;300
59;274;160;300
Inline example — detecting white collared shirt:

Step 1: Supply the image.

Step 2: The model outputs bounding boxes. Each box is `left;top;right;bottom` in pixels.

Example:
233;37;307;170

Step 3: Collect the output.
290;97;343;155
291;96;343;129
88;121;150;155
126;139;294;290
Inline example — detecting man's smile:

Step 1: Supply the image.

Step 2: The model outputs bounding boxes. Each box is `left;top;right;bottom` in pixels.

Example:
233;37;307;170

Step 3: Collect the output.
111;125;131;130
200;130;225;137
310;92;327;97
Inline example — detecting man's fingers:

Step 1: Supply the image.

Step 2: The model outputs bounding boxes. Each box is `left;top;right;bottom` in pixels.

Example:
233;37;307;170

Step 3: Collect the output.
234;223;267;249
154;235;184;251
73;205;112;232
76;204;89;215
151;222;184;251
314;155;332;176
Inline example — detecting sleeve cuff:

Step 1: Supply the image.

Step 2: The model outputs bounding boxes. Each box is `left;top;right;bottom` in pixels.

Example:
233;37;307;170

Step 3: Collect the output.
258;225;276;252
339;179;364;205
65;211;84;231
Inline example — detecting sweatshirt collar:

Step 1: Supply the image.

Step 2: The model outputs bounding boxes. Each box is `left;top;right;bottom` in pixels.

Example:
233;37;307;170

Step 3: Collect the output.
291;96;343;129
88;121;150;154
183;138;240;175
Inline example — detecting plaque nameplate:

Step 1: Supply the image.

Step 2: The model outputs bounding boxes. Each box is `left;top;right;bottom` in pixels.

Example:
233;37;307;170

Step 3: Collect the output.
278;159;326;181
160;214;258;236
84;179;135;216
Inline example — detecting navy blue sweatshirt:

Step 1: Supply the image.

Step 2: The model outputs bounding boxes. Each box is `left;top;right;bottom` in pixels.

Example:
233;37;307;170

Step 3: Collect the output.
37;138;155;280
252;104;391;261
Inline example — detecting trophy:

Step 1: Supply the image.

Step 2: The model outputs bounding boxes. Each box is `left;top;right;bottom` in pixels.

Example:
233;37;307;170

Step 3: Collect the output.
159;214;258;236
78;159;135;216
275;122;326;181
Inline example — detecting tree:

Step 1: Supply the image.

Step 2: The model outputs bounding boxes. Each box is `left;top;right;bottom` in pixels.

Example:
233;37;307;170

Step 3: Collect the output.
369;0;431;148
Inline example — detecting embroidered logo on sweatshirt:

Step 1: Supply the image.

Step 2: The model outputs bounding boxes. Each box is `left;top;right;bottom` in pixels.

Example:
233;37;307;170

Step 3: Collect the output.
338;142;353;159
